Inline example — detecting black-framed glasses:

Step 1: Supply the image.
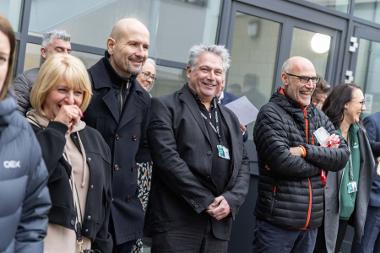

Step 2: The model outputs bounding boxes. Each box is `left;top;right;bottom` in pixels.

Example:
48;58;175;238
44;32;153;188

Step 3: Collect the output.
141;72;156;82
286;73;320;84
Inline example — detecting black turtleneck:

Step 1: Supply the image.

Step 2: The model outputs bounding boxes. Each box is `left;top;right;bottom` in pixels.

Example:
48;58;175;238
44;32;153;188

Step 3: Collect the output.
103;51;137;120
186;84;232;194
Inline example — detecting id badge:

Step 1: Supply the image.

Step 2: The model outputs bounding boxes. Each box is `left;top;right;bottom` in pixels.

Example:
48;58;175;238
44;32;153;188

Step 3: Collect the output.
217;145;230;160
347;181;357;193
314;127;330;145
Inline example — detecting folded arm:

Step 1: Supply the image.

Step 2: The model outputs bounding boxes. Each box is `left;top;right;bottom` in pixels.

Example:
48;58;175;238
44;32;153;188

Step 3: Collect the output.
304;117;350;172
255;108;330;178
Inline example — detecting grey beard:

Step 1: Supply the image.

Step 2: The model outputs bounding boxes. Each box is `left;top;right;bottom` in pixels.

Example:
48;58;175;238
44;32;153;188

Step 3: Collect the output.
128;64;142;76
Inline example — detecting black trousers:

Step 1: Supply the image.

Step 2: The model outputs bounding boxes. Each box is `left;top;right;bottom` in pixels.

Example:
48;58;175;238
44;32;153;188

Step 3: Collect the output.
151;217;228;253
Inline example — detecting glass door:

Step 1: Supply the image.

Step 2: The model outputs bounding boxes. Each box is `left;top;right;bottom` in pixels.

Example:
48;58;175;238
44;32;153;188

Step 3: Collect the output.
350;25;380;118
225;2;340;140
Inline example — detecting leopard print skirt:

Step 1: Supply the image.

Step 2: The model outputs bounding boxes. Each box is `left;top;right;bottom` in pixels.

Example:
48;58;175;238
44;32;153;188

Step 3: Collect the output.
131;161;153;253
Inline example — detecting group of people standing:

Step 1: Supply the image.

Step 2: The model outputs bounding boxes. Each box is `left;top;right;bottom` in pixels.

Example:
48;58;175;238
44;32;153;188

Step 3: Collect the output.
0;13;250;253
1;10;380;253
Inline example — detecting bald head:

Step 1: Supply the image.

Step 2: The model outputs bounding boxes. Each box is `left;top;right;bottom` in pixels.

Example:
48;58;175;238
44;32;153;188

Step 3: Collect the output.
281;56;315;74
281;56;317;106
107;18;150;78
110;18;149;41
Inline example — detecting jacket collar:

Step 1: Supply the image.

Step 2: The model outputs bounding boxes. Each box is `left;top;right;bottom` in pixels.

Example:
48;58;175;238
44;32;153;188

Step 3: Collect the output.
271;87;316;113
90;50;140;92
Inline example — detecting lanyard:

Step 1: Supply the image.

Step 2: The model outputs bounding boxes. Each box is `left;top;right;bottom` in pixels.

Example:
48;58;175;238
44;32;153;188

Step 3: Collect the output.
200;98;223;146
347;135;354;182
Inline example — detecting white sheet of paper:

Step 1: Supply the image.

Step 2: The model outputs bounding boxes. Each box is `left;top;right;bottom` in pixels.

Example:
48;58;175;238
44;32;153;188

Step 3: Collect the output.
225;96;259;125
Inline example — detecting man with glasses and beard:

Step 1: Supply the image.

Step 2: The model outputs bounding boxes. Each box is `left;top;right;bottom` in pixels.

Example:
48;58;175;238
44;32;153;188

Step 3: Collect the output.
83;18;151;253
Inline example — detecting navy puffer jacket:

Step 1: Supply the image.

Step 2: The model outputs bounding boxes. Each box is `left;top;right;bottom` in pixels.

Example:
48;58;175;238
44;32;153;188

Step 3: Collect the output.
0;94;51;253
253;88;350;230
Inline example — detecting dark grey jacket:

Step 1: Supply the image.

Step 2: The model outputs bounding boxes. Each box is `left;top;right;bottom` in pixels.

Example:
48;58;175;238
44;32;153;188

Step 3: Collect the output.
324;123;374;253
144;85;250;240
13;68;39;116
0;93;51;253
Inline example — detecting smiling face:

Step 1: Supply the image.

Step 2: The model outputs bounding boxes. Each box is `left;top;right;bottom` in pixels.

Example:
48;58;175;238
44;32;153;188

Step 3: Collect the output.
136;61;155;90
282;57;317;106
108;20;150;78
187;52;223;103
344;88;365;125
0;30;10;93
41;38;71;61
42;79;83;120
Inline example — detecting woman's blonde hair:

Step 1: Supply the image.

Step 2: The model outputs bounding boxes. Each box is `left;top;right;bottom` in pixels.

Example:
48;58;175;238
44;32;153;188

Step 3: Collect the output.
30;54;92;114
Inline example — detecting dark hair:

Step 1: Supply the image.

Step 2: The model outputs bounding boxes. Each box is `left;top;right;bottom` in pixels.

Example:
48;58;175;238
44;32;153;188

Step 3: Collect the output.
313;74;330;94
0;14;16;101
322;83;361;128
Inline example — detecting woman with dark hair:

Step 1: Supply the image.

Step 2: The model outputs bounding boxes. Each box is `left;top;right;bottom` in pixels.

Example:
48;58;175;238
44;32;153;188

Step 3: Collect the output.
314;83;374;253
0;14;51;253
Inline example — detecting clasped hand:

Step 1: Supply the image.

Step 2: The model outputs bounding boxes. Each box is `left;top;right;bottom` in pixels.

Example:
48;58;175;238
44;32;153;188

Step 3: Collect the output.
206;196;231;221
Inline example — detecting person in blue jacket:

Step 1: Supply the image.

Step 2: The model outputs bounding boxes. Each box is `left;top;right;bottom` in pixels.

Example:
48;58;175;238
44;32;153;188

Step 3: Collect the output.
0;13;51;253
351;110;380;253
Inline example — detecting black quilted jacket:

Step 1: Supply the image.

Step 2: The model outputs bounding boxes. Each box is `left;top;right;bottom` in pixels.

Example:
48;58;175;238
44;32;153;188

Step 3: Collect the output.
253;88;350;230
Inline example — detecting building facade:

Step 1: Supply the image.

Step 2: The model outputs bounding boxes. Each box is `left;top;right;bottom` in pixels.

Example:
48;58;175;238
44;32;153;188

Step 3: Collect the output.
2;0;380;252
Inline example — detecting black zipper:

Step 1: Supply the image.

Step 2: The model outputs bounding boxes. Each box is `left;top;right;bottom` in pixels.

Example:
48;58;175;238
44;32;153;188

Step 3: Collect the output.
270;181;278;218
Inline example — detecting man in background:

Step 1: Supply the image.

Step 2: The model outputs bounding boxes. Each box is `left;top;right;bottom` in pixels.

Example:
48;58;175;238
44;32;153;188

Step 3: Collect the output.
13;30;71;115
217;75;248;142
311;74;330;110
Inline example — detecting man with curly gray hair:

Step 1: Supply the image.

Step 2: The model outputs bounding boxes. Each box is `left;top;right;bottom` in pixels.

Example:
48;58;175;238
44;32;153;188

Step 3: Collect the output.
144;44;250;252
13;29;71;115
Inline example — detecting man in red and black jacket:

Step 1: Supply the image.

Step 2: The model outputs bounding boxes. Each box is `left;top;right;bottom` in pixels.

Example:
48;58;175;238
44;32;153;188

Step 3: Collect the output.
252;56;349;253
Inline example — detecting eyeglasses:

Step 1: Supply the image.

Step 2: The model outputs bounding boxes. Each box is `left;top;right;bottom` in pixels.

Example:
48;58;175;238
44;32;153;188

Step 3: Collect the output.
141;72;156;82
286;73;320;84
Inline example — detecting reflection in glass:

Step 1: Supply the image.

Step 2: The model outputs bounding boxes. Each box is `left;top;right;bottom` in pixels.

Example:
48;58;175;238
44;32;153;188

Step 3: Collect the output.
290;28;331;78
227;13;281;139
24;43;102;72
71;51;102;69
28;0;221;63
354;0;380;24
304;0;350;13
149;66;185;97
356;39;380;118
0;0;23;31
24;43;42;72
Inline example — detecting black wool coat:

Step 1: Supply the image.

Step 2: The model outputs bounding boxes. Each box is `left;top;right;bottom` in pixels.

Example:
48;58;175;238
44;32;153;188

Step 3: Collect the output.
31;121;112;253
253;87;350;230
84;52;151;244
144;85;250;240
